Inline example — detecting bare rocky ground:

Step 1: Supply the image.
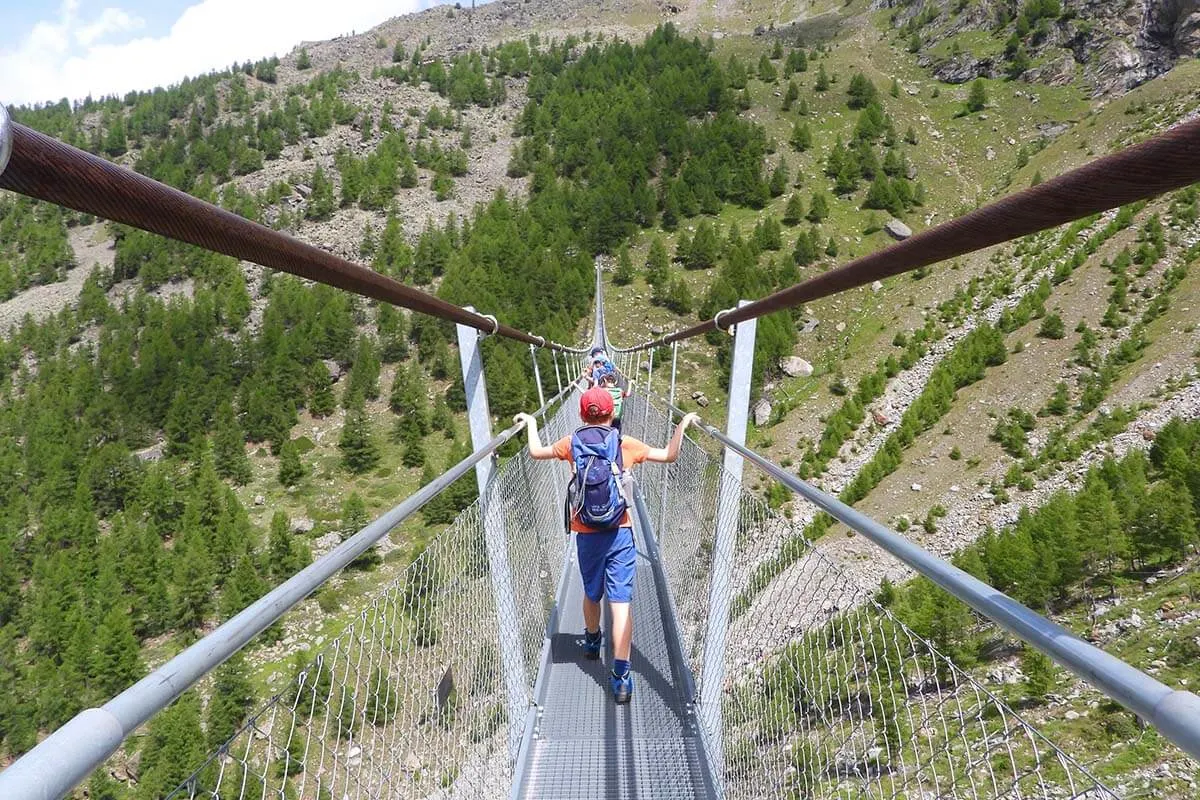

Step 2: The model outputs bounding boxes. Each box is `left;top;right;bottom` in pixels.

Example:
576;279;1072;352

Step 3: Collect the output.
0;224;105;333
729;372;1200;667
728;211;1200;664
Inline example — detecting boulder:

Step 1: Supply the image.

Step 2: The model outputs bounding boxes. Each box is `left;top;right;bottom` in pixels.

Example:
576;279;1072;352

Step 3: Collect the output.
870;280;883;292
911;483;923;492
884;219;912;240
695;394;710;408
254;494;265;506
691;390;704;400
292;517;315;534
780;356;813;377
835;321;846;333
649;324;665;336
134;441;165;463
798;318;819;334
323;359;344;383
753;399;773;427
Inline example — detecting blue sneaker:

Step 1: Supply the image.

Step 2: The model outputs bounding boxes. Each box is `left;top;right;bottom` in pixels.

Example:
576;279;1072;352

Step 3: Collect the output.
583;629;602;660
610;670;633;704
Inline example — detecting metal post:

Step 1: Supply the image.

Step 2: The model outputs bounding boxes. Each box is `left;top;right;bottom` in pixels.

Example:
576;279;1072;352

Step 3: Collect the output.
552;349;563;395
641;347;655;439
657;342;680;536
529;344;546;410
699;301;755;775
456;309;529;762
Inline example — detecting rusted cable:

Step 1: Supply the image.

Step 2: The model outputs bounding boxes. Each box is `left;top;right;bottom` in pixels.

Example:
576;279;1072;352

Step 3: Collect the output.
0;117;574;351
621;117;1200;352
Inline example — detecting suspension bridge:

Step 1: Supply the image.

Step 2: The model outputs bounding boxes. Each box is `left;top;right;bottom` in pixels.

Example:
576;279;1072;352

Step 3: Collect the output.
2;102;1200;800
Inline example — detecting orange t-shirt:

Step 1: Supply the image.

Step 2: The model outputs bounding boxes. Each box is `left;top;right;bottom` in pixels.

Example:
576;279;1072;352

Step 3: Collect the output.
552;434;652;533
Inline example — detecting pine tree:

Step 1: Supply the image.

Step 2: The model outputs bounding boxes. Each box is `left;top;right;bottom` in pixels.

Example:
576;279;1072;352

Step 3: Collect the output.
171;526;214;638
613;246;636;285
278;438;306;487
815;63;830;91
966;79;988;113
213;401;252;485
220;551;267;618
342;492;369;535
783;80;799;111
846;72;878;109
377;303;410;362
305;165;335;221
206;653;254;749
268;511;310;580
137;693;206;800
758;54;778;83
1131;479;1197;566
645;237;670;287
343;334;382;407
296;48;312;70
340;399;380;474
807;191;829;223
790;121;812;152
1021;647;1055;701
308;362;336;417
91;605;144;698
783;193;804;225
401;415;428;468
769;160;789;197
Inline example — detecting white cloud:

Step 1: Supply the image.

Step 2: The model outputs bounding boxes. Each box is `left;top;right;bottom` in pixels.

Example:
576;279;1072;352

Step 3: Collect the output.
75;7;145;47
2;0;429;106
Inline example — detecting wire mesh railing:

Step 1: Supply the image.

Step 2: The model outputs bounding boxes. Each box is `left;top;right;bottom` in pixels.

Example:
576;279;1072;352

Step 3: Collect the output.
620;392;1117;800
167;394;582;800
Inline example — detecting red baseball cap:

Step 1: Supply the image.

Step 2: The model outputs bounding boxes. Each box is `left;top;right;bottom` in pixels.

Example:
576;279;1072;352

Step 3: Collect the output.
579;386;614;420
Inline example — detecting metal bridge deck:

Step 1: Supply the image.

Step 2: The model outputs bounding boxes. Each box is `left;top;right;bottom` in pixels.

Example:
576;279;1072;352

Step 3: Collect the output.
515;519;715;800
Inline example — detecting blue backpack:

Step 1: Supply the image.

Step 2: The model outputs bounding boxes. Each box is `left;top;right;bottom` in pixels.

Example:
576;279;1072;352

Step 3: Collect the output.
569;425;627;529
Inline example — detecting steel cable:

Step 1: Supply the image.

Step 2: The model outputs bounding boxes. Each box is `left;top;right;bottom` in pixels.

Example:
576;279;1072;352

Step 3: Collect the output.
619;116;1200;352
0;117;583;352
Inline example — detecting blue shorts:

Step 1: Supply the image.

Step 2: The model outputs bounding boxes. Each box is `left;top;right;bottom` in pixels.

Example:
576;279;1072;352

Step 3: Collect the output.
576;527;636;603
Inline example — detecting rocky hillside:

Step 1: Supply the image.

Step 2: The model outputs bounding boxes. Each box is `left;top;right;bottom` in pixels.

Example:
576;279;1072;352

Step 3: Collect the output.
1;0;1199;794
876;0;1200;96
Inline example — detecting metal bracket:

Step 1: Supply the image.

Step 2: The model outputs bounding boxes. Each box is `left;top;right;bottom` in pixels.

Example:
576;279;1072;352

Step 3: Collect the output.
0;104;12;180
713;306;737;335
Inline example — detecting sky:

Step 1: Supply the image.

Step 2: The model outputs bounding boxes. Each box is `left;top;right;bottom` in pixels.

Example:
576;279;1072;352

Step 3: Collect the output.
1;0;481;107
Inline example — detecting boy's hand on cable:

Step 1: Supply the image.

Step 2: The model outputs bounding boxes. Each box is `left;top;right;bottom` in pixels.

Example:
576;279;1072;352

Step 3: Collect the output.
513;413;536;428
680;412;701;429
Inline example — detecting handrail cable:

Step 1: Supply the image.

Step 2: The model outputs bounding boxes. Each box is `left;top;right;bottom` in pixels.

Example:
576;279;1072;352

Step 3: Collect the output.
617;116;1200;352
0;110;584;353
0;376;581;800
641;388;1200;763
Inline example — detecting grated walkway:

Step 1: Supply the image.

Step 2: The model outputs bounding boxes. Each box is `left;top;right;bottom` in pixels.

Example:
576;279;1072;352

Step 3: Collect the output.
515;519;715;800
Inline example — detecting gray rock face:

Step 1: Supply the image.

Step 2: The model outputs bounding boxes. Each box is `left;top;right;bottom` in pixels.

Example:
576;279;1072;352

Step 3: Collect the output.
779;356;814;377
323;359;343;383
135;441;165;463
884;219;912;240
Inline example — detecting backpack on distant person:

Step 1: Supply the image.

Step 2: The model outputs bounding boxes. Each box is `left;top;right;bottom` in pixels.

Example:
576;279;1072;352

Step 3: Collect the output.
569;425;627;529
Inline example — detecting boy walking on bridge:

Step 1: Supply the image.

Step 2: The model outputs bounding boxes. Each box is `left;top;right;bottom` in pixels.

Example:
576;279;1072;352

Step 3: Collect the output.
515;388;697;703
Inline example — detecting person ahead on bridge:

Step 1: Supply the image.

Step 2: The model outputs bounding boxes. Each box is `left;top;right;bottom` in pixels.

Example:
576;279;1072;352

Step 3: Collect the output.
515;388;698;704
598;371;628;433
585;346;612;387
